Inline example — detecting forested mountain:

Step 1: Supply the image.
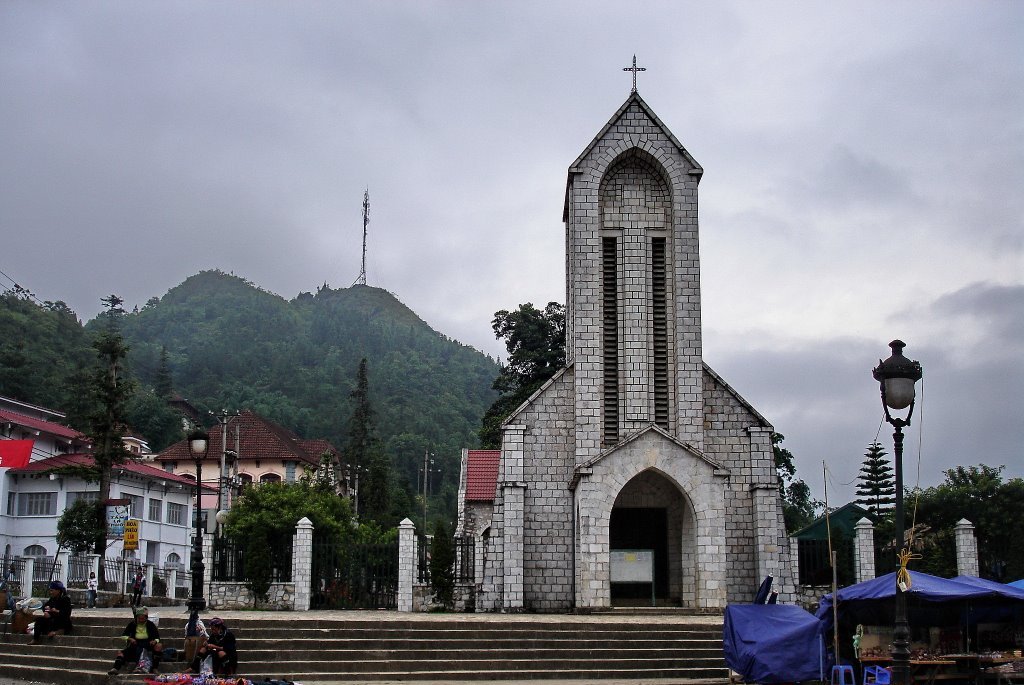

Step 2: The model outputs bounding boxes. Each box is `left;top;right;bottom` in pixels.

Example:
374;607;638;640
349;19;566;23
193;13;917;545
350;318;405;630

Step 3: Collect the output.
0;271;500;521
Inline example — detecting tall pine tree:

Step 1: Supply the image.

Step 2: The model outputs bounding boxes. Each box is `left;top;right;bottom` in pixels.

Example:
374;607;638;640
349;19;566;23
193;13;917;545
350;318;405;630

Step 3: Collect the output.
88;296;135;567
346;358;391;523
855;442;896;516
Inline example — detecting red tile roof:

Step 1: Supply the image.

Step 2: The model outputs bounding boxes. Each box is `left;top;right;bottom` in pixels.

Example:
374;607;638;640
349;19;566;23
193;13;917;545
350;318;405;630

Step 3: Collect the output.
8;453;215;491
0;408;85;442
156;410;338;466
465;449;500;502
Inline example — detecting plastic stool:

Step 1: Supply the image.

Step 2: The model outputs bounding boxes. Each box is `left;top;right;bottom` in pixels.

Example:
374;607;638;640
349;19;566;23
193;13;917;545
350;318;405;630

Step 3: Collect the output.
864;666;892;685
832;664;856;685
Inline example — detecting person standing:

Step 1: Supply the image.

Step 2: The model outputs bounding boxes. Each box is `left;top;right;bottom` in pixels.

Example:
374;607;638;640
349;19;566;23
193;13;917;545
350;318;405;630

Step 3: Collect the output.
31;581;73;644
108;606;162;675
129;569;145;607
1;563;16;610
86;571;98;608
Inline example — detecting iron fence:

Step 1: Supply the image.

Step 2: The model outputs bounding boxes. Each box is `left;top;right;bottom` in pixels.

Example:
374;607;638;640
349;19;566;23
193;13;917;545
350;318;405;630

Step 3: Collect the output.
0;556;25;597
101;557;124;591
416;534;474;584
212;536;292;583
151;567;171;598
32;557;61;582
174;570;191;599
311;539;397;609
68;555;92;588
454;535;475;583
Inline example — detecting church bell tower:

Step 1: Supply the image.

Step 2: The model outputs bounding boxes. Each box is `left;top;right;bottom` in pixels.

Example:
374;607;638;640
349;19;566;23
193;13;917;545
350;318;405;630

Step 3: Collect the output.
563;88;705;462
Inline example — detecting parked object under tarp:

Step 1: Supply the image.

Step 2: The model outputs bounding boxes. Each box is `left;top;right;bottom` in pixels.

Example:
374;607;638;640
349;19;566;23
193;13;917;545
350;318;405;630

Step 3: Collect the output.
724;604;827;684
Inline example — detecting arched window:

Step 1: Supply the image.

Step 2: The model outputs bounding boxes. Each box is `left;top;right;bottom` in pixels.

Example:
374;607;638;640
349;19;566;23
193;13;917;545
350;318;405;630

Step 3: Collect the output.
238;474;253;491
23;545;46;557
165;552;182;569
259;473;281;484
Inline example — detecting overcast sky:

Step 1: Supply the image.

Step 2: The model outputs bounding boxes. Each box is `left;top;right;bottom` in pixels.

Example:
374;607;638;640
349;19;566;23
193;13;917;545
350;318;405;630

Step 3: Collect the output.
2;1;1021;503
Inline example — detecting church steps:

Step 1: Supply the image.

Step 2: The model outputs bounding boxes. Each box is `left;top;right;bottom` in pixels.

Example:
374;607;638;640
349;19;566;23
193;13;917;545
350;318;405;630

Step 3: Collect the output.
0;613;728;683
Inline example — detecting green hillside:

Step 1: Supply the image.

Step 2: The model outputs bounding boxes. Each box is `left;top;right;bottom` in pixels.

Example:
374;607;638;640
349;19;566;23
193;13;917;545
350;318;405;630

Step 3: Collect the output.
1;271;501;521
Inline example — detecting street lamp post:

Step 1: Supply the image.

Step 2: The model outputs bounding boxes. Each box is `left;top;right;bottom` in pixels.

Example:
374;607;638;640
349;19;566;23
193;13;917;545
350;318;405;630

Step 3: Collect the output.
187;429;210;620
872;340;923;685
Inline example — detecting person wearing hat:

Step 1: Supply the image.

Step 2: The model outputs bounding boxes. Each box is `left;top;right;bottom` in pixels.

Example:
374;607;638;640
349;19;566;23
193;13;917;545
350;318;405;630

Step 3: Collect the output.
108;606;162;675
188;617;236;676
30;580;73;644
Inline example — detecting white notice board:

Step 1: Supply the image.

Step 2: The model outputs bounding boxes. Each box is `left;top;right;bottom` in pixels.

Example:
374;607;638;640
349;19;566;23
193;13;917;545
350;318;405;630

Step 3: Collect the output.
610;549;654;583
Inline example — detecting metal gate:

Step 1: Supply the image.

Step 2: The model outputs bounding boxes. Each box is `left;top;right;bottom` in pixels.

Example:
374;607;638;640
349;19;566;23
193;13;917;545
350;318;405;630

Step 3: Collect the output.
310;540;398;609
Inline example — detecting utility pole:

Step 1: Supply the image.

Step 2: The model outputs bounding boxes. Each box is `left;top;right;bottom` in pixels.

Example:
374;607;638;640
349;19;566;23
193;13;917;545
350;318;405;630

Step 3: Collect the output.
210;410;240;527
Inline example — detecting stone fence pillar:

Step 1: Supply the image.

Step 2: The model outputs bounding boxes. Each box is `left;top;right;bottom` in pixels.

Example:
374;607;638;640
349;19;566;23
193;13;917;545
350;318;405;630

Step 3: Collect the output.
202;534;214;604
397;518;416;612
854;517;876;582
954;519;980;577
144;563;154;597
56;551;70;586
292;517;314;611
22;558;34;595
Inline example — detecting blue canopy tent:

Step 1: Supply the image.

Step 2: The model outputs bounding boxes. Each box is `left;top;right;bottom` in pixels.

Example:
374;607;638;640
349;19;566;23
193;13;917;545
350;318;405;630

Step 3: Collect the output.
724;604;826;683
816;572;1024;656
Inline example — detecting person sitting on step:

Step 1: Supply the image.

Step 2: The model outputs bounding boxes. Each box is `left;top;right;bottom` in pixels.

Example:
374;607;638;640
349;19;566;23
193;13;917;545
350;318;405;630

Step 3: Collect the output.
189;617;236;676
31;581;72;643
108;606;162;675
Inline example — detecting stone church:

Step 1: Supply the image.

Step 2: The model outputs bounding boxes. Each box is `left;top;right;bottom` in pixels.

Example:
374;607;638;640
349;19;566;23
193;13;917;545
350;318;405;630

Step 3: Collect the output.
462;84;792;612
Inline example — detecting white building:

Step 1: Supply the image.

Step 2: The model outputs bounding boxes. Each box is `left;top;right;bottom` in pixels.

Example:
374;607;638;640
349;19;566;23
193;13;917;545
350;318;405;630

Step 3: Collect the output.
0;395;205;574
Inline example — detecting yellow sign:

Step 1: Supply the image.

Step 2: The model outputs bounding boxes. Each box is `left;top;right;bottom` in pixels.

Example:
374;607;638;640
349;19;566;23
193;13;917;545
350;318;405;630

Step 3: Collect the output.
123;519;140;551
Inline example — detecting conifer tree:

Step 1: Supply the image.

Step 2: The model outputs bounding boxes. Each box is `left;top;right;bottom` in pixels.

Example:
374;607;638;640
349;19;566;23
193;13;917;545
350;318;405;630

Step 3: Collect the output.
88;296;134;563
346;358;391;522
855;442;896;516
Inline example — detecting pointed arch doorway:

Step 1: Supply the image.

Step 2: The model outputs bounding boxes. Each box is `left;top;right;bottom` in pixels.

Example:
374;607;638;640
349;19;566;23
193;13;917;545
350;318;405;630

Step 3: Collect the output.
609;469;693;607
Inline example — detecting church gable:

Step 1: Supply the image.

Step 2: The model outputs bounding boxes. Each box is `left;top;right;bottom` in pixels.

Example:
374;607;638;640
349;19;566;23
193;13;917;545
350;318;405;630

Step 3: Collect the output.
573;423;726;480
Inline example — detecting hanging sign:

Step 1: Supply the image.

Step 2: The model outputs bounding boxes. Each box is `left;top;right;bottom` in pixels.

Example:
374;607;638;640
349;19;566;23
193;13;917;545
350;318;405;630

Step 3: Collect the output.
105;499;130;539
123;519;140;551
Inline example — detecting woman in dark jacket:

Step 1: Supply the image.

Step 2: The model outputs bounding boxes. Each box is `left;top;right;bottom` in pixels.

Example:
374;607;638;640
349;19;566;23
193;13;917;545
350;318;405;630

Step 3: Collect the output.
109;606;162;675
31;580;73;643
189;617;237;675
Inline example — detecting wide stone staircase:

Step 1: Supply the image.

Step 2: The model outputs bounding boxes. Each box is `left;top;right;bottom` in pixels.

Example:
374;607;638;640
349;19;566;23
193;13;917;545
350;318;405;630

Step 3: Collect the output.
0;612;729;684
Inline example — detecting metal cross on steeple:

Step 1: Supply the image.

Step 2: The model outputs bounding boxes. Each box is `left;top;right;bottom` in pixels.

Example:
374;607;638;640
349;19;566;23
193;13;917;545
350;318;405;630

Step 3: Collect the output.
623;54;646;93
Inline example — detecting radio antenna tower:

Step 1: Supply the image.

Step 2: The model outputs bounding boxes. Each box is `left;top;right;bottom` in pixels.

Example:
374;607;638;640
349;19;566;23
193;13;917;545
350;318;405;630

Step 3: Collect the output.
353;189;369;286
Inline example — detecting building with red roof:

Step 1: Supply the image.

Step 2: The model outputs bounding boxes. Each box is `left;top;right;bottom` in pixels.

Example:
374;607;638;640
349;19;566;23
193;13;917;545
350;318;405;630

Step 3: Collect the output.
1;394;211;575
156;409;349;513
455;449;500;539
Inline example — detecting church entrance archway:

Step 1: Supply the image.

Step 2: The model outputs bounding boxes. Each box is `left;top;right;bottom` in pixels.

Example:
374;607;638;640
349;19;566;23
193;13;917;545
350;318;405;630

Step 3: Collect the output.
609;469;693;607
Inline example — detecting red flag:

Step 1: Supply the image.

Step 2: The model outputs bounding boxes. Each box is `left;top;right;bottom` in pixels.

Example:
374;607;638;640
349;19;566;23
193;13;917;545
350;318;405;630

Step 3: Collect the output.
0;440;33;468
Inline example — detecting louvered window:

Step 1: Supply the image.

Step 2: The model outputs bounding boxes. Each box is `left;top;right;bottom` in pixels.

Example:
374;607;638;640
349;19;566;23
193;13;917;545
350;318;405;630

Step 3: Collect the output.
651;237;669;429
603;237;619;444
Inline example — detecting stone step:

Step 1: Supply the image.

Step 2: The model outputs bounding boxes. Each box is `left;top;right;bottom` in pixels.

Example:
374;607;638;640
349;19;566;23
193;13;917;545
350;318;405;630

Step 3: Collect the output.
0;613;728;683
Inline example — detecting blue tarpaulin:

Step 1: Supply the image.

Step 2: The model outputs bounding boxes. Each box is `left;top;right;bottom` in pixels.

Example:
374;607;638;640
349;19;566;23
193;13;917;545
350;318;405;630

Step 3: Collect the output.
724;604;826;684
816;571;1024;636
1008;579;1024;590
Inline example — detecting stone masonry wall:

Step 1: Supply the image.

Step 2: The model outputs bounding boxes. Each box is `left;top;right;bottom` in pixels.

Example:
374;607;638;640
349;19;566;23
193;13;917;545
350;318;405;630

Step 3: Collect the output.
517;371;576;611
702;369;792;602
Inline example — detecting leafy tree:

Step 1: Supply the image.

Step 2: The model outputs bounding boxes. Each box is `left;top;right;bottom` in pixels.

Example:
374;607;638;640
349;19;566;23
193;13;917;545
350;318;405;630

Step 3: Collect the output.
772;433;820;533
56;500;105;555
913;465;1024;581
855;442;896;516
346;358;394;523
479;302;566;448
429;519;455;609
224;478;355;605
